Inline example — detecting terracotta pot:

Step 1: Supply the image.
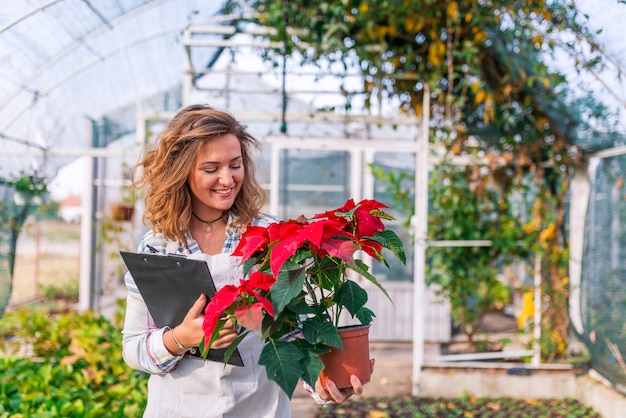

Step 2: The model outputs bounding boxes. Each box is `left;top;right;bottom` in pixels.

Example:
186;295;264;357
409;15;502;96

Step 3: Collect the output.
110;203;135;221
318;324;371;390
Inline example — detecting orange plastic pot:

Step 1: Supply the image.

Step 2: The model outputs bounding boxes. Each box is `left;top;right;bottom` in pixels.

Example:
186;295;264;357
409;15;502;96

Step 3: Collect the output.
318;324;371;390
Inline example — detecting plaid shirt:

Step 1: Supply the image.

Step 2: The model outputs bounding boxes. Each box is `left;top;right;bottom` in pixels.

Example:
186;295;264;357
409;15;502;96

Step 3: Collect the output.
136;212;279;256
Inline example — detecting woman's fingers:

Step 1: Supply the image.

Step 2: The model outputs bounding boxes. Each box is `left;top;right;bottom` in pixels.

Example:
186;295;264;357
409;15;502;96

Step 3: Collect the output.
314;376;327;398
315;377;360;404
186;293;207;319
173;294;207;348
315;359;375;404
350;375;364;396
211;319;239;349
325;378;355;403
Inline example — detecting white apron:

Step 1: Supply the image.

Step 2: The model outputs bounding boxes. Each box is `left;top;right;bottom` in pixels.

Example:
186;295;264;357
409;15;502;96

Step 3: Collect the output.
143;251;291;418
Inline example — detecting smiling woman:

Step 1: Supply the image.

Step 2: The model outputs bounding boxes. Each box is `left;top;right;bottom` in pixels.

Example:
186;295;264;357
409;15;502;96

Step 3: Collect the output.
121;105;371;417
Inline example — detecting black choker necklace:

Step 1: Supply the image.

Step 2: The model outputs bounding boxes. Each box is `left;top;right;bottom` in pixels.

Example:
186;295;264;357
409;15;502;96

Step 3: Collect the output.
191;210;228;232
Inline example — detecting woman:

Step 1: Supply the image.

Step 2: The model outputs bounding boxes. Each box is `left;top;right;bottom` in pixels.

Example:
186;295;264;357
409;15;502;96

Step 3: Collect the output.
121;105;367;417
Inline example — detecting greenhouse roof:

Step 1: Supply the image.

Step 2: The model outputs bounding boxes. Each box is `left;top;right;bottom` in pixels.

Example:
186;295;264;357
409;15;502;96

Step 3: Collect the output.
0;0;239;177
1;0;625;179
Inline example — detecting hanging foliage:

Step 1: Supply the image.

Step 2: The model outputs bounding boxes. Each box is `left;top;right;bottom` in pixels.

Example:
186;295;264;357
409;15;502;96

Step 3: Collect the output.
236;0;622;359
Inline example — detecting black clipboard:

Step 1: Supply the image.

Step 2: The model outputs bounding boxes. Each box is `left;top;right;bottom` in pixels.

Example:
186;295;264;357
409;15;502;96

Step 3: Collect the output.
120;251;244;366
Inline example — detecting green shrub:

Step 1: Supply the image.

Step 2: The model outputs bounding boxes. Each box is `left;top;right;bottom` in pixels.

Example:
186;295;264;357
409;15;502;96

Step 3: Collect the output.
0;306;148;417
39;281;79;303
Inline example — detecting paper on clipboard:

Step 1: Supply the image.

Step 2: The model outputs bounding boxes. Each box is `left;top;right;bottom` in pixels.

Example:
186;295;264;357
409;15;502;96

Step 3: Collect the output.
119;250;244;366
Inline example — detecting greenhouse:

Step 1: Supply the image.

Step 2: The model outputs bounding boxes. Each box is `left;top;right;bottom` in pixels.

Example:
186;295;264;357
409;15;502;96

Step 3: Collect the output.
1;1;625;416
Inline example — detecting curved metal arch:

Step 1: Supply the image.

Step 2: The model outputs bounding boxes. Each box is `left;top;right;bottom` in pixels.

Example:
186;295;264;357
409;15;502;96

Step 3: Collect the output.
0;10;251;135
0;0;170;113
0;0;64;35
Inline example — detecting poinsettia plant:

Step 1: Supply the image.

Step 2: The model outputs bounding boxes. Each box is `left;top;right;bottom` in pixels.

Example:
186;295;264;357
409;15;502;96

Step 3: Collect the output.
201;198;406;398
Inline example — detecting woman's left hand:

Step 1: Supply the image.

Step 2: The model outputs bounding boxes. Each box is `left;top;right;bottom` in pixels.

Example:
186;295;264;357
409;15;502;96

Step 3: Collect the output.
314;359;375;404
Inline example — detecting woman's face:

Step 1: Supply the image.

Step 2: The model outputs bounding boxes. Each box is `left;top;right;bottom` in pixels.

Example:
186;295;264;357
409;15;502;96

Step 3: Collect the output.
187;133;244;217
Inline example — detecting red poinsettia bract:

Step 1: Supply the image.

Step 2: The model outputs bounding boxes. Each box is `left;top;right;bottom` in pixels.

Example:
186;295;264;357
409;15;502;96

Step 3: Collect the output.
313;198;387;238
202;271;275;344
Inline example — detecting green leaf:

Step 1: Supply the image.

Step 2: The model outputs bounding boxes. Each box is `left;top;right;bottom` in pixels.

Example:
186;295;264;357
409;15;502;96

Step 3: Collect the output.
312;256;343;290
285;296;314;316
259;340;305;398
336;279;368;316
294;338;332;355
299;351;325;389
242;257;259;277
355;306;376;325
301;318;343;349
374;229;406;264
271;267;306;315
348;259;393;304
260;310;286;340
223;331;249;365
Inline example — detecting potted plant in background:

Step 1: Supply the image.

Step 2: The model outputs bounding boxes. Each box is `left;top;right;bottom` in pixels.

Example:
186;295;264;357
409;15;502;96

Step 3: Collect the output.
12;172;49;206
110;162;137;221
202;198;406;398
109;188;136;221
0;171;49;317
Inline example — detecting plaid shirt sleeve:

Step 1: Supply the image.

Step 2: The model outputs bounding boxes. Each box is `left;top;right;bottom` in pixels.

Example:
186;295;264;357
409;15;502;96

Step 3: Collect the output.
121;232;183;374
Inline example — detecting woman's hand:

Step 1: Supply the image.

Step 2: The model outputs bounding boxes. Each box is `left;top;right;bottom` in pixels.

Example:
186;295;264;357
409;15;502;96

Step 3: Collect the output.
210;318;238;349
163;293;206;354
315;359;375;404
164;294;239;355
179;294;238;349
176;293;208;347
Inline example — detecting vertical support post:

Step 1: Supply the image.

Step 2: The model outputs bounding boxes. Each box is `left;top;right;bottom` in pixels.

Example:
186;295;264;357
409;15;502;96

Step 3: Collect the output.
136;112;147;148
568;161;590;335
532;254;542;366
354;148;370;282
182;28;193;106
350;148;364;201
78;119;95;312
362;148;375;200
34;220;40;296
134;113;147;243
412;85;430;395
269;141;281;217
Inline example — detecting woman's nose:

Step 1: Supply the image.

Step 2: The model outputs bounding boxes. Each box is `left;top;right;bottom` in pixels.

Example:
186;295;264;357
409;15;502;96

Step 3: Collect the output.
217;167;234;184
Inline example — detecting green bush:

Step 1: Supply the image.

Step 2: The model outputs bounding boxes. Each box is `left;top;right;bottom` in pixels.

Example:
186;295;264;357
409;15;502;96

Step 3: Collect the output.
38;281;79;303
0;305;148;417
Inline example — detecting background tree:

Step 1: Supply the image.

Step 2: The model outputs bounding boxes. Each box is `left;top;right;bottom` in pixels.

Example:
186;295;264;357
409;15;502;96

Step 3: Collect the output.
238;0;623;359
0;173;48;318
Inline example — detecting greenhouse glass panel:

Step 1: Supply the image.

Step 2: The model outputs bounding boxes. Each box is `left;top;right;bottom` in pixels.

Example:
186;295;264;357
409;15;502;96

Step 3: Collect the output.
372;151;415;282
279;149;350;220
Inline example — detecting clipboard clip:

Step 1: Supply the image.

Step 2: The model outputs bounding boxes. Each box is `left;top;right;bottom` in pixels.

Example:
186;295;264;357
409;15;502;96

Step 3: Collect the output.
167;253;187;258
145;244;187;259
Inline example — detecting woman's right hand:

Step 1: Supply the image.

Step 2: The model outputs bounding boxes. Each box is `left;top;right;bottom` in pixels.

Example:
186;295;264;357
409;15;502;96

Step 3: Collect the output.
167;294;238;353
164;293;207;354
